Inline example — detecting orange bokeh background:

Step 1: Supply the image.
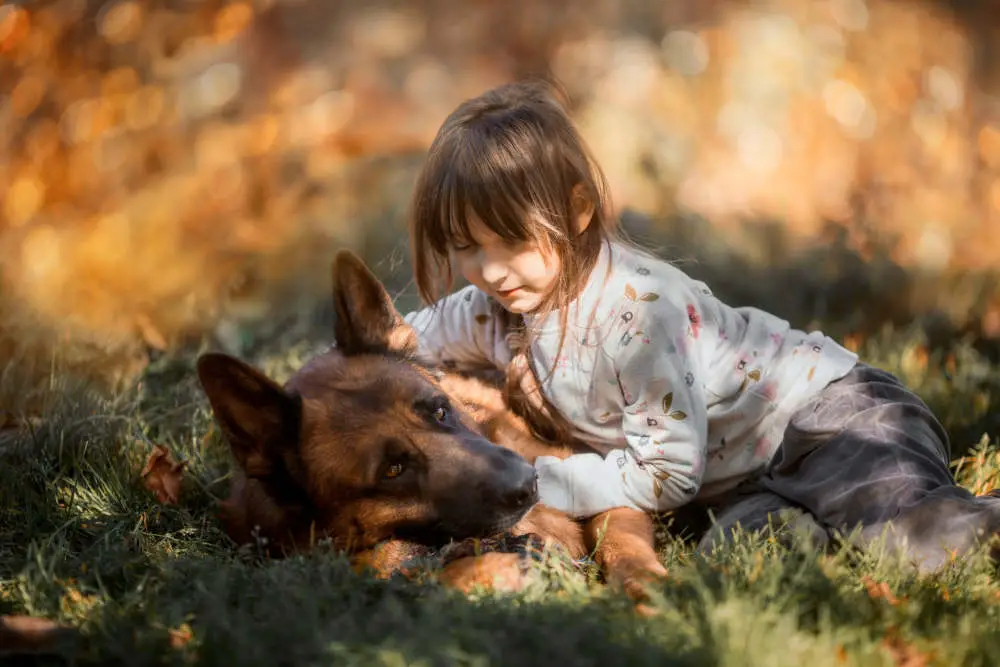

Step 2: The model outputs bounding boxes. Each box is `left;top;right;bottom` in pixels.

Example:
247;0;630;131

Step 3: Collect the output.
2;0;999;409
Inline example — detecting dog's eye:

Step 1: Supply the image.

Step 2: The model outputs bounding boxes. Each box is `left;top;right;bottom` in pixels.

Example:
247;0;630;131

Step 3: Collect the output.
417;397;453;427
383;462;405;480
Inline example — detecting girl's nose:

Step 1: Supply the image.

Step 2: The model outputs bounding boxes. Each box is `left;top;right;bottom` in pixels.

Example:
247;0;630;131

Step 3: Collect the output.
479;252;508;286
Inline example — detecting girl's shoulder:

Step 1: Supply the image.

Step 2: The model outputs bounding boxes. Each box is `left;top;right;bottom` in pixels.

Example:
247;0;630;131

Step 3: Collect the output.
605;243;715;306
404;284;506;333
435;284;507;315
585;243;720;363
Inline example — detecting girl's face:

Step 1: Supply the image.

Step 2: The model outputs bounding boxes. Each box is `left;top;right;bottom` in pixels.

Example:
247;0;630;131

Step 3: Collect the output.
450;215;561;314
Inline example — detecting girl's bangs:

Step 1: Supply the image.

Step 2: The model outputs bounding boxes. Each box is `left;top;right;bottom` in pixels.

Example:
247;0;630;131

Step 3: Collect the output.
437;149;549;249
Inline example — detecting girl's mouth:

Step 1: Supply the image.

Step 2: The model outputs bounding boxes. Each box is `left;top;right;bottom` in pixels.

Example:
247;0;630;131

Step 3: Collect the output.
496;287;522;298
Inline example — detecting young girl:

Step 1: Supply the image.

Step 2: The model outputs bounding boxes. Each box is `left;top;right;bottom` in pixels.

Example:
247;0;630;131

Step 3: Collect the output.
402;79;1000;572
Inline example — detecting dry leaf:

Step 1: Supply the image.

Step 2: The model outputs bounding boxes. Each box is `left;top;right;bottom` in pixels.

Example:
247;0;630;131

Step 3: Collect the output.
168;622;194;649
881;628;932;667
0;615;76;656
140;444;187;504
843;333;864;352
661;392;673;413
474;314;490;324
747;369;761;381
639;292;659;301
862;576;902;606
624;283;637;301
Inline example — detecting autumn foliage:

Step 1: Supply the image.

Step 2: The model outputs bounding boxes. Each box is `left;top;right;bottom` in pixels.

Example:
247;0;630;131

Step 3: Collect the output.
2;0;1000;411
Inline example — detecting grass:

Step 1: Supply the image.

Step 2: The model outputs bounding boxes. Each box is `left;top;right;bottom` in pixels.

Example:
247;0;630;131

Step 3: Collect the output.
2;322;1000;666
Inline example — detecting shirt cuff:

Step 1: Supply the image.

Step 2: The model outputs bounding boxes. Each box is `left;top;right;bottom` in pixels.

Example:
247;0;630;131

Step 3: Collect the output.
534;454;637;517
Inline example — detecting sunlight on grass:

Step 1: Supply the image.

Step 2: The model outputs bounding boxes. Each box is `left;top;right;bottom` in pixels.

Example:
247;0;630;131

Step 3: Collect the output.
1;323;999;666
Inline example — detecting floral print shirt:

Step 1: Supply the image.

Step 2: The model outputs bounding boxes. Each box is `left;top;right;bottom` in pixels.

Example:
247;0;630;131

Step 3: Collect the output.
403;241;859;518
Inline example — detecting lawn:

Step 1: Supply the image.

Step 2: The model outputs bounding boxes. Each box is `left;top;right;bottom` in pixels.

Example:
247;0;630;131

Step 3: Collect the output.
2;323;1000;666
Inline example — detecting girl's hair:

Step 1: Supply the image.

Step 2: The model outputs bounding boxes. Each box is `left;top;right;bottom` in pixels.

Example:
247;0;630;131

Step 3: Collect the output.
408;79;623;444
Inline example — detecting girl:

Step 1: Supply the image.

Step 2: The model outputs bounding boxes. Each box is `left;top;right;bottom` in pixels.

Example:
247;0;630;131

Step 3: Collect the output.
402;79;1000;572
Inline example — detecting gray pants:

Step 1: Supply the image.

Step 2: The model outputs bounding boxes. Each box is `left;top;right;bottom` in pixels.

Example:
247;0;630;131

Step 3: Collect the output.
698;363;1000;572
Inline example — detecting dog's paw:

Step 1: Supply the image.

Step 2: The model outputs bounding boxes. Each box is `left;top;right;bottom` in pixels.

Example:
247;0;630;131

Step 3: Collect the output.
437;552;531;594
604;556;668;616
438;532;549;565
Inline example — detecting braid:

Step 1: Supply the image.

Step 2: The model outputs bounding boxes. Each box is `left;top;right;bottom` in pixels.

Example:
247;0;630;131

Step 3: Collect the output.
499;309;577;445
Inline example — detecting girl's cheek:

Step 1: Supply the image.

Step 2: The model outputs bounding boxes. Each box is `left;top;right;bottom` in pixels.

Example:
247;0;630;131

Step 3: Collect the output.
457;256;483;283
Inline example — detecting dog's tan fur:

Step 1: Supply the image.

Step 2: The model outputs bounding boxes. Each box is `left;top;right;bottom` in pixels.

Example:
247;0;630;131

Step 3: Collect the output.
197;250;666;602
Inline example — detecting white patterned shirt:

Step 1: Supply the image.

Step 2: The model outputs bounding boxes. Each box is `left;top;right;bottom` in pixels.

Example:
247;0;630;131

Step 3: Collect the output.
403;240;858;518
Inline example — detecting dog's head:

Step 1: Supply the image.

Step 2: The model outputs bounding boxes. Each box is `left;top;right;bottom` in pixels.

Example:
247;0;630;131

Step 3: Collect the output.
197;251;538;552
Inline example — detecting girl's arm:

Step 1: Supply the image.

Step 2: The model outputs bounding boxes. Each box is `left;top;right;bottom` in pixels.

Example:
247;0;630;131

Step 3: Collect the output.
403;285;512;371
534;299;709;517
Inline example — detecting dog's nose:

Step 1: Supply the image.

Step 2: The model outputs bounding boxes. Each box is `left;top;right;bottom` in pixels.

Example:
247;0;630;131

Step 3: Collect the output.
499;466;539;510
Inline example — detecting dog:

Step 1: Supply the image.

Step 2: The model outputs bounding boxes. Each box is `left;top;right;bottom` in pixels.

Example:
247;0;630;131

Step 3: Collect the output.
196;250;667;602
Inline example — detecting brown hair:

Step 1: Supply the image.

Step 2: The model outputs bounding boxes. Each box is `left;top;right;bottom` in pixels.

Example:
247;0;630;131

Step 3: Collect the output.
408;79;624;444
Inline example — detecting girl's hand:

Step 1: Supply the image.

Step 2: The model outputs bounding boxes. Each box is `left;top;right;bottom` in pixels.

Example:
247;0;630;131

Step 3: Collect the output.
534;455;573;514
534;453;637;517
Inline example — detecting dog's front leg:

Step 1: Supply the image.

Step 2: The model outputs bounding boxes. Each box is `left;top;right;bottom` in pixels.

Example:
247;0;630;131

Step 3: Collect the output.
352;540;531;595
510;503;587;559
583;507;667;615
436;552;530;593
351;539;433;579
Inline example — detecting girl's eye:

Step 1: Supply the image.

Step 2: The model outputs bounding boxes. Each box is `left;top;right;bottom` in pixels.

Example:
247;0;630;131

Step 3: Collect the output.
501;237;529;251
451;242;475;253
384;462;405;480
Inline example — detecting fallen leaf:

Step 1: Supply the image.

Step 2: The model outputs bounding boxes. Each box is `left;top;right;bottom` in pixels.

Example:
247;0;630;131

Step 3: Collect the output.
862;576;902;606
0;615;76;656
881;628;932;667
141;444;187;504
624;283;637;301
168;622;194;649
843;333;864;352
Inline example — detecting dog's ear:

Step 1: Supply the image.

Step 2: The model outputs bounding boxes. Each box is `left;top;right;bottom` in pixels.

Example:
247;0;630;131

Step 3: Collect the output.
196;352;302;478
331;250;418;356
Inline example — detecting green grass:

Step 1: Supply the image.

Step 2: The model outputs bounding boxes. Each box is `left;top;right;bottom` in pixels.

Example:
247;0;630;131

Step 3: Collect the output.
2;324;1000;666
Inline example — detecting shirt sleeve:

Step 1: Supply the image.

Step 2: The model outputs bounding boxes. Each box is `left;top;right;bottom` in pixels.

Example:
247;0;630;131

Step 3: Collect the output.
402;285;513;371
534;295;709;517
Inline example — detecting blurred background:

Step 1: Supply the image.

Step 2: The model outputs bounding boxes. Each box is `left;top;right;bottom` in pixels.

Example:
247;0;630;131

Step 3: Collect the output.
3;0;1000;419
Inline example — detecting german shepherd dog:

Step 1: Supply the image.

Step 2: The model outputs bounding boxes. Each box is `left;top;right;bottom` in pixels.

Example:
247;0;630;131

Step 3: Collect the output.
196;251;666;603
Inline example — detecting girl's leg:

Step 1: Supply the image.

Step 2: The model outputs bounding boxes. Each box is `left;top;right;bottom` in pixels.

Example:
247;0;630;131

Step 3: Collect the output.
696;485;829;554
759;363;1000;571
